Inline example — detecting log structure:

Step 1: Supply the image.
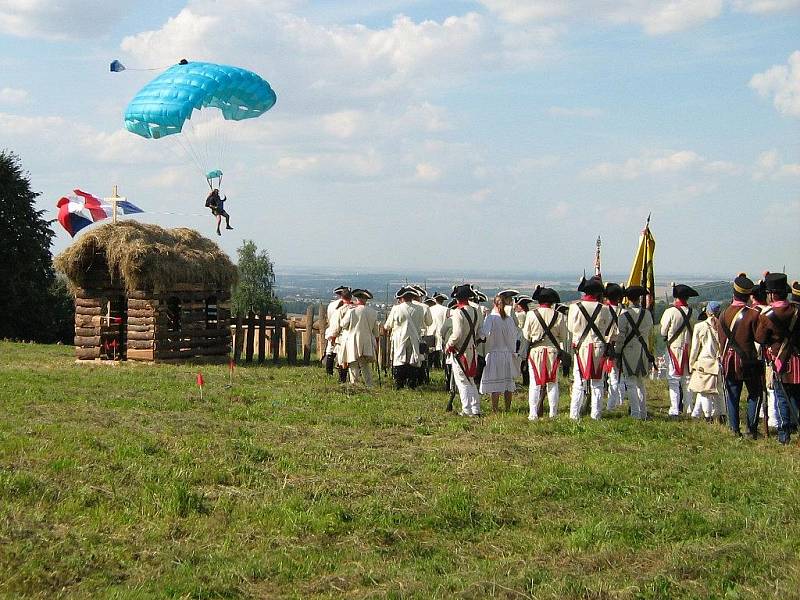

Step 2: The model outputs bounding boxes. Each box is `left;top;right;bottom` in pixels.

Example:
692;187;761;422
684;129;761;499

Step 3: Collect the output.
54;221;238;363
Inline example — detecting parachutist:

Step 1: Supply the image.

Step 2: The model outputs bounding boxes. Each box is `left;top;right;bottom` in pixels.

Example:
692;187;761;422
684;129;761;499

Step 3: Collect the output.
205;188;233;236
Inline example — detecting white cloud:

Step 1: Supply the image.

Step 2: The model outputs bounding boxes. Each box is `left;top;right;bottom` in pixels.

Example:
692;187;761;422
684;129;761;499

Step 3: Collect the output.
749;51;800;117
0;0;136;40
415;163;441;182
733;0;800;13
548;106;603;118
512;156;561;173
479;0;724;35
322;110;363;139
0;87;28;104
754;149;800;179
583;150;741;180
470;188;492;203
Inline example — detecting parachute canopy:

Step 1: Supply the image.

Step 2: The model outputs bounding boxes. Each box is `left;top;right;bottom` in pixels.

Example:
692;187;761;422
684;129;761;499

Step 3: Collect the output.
124;61;277;139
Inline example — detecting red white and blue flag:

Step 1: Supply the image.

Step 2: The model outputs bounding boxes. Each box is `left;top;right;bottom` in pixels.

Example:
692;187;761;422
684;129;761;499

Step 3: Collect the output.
56;189;143;237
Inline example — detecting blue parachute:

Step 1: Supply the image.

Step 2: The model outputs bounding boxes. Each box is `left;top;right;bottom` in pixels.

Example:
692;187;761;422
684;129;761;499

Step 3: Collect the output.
124;61;277;139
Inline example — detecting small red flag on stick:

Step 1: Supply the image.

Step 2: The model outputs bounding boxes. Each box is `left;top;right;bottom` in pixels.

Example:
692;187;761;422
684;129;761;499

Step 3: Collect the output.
196;371;204;400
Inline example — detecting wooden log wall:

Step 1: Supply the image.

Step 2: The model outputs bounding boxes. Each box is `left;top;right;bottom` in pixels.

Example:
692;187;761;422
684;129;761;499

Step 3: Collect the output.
73;286;125;360
128;288;233;362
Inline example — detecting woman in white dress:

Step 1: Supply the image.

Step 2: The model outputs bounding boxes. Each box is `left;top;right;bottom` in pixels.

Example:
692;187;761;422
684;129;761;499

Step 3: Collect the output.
480;294;520;412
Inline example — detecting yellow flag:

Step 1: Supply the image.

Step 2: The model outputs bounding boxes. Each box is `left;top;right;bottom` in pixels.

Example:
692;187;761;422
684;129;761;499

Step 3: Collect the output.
626;218;655;301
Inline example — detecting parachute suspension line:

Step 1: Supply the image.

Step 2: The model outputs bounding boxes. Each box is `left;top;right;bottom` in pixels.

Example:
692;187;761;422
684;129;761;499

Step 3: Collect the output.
173;134;208;182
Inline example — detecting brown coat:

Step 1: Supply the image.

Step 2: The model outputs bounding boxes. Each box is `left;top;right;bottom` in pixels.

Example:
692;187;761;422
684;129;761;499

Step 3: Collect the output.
717;303;761;381
755;303;800;384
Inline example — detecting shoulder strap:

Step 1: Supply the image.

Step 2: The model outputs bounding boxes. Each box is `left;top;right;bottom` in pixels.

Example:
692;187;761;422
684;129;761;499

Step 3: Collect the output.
772;307;800;368
720;307;748;358
532;308;560;347
456;306;477;356
621;309;655;364
667;306;693;346
604;306;619;336
576;303;604;347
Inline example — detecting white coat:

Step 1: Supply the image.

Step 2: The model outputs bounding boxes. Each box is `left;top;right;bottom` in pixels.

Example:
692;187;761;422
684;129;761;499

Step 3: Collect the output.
384;301;425;366
339;303;380;365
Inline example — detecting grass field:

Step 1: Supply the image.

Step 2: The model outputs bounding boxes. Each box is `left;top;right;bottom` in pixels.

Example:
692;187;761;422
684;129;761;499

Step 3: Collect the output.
1;341;799;599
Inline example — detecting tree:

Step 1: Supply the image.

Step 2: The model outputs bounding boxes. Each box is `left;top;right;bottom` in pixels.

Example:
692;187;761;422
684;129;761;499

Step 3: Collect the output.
0;150;71;341
231;240;282;317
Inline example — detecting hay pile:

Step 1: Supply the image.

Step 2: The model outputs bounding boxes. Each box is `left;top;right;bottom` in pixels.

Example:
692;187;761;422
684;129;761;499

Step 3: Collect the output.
54;221;238;292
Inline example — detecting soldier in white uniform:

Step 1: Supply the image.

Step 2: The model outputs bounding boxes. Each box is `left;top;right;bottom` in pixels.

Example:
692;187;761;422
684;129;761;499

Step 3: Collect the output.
523;287;566;420
514;295;534;386
427;293;449;369
410;286;433;386
660;284;699;417
323;286;350;376
337;289;380;387
470;288;489;389
603;283;625;411
446;284;482;416
382;287;426;389
568;276;614;420
441;298;457;408
615;285;654;419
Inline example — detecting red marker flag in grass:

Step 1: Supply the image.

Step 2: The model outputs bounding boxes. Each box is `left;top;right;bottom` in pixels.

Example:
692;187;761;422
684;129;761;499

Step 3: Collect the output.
196;371;204;400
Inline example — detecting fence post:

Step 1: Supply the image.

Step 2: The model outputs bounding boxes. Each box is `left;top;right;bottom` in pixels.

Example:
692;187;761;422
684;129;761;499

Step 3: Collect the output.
317;303;327;359
245;310;255;363
258;312;266;364
287;320;297;365
233;314;243;362
272;316;282;364
302;305;313;365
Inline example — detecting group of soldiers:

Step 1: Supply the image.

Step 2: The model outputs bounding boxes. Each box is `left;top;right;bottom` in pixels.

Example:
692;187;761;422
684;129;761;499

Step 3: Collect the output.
322;272;800;445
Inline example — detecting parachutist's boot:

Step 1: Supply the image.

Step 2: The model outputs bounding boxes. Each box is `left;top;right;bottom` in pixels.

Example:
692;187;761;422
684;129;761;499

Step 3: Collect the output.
225;216;233;230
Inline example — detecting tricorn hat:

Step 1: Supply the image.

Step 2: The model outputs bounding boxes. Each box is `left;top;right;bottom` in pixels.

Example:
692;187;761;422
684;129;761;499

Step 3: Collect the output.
424;297;436;306
625;285;648;300
433;292;448;302
498;289;520;299
672;283;699;299
352;288;373;300
396;286;416;299
604;282;624;302
473;289;488;303
514;294;534;308
733;273;754;295
537;288;561;304
452;284;473;300
764;272;789;293
791;280;800;303
333;285;351;295
579;276;604;296
447;298;458;309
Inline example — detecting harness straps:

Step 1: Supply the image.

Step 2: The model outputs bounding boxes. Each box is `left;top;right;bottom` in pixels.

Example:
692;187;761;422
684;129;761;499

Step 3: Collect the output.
605;306;620;337
532;308;560;348
456;306;477;357
576;303;604;348
621;309;655;367
768;307;800;372
720;307;749;359
667;306;693;346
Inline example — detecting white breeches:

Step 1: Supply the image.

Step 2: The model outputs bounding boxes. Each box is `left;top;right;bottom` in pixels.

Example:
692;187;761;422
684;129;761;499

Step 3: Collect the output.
767;388;778;428
452;359;481;416
528;362;559;419
692;392;721;418
623;376;647;419
606;366;622;410
667;355;692;415
348;357;374;387
571;360;603;420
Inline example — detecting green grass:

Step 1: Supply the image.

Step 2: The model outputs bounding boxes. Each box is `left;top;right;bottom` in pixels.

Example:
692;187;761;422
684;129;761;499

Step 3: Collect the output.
1;340;799;599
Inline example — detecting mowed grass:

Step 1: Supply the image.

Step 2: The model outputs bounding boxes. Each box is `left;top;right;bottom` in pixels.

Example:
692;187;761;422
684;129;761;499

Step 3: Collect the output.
1;341;799;599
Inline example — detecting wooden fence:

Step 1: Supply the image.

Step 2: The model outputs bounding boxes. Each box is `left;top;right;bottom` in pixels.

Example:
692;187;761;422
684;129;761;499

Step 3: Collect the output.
230;304;392;370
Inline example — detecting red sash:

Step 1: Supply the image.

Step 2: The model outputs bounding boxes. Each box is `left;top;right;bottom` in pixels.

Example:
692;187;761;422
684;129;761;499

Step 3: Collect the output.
529;349;560;385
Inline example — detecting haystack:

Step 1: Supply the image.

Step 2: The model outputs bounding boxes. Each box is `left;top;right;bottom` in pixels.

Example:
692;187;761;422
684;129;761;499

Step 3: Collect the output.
55;222;237;362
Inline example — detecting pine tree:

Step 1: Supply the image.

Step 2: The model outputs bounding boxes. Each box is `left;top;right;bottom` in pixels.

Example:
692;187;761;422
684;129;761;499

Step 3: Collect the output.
0;150;60;341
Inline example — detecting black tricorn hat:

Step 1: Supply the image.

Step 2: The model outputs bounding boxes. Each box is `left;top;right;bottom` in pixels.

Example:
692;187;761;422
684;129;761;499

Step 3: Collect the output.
537;288;560;304
498;288;520;298
452;284;473;300
473;290;488;303
396;286;416;299
733;273;754;295
625;285;648;300
514;294;533;305
580;276;604;296
764;272;789;293
333;285;351;295
672;283;699;299
424;297;436;306
433;292;448;302
604;282;624;302
352;288;373;300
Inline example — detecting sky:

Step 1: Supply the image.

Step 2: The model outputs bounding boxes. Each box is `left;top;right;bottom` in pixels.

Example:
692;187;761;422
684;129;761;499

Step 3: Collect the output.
1;0;798;278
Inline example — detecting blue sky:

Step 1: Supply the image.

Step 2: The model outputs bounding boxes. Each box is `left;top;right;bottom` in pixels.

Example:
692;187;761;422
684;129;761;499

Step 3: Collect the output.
1;0;798;277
